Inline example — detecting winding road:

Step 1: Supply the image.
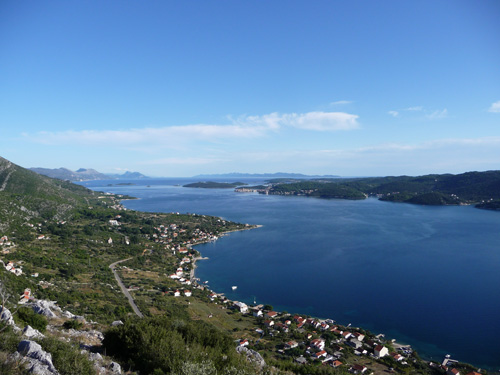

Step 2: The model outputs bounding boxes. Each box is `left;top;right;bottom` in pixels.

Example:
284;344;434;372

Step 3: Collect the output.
109;258;144;318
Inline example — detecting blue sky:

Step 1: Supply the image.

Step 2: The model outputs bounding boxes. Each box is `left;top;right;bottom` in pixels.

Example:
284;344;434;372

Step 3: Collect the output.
1;1;499;177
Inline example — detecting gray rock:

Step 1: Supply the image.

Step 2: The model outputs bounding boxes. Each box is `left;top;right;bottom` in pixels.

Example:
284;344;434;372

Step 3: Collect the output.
23;325;45;339
88;352;103;362
111;320;123;326
109;361;122;374
27;301;58;318
1;306;15;325
17;340;57;374
61;310;75;318
236;346;266;368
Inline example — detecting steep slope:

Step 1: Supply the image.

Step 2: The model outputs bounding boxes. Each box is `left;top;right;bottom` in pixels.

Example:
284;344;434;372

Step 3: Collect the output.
0;156;96;231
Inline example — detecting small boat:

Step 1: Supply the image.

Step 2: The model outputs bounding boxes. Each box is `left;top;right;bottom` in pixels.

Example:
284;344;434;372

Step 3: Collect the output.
232;286;237;290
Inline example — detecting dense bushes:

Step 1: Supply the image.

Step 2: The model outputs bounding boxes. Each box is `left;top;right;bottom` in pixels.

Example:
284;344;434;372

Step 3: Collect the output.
16;307;48;332
40;337;96;375
103;315;255;375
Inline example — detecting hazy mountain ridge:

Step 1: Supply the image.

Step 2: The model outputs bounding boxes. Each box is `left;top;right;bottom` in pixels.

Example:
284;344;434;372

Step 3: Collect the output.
194;172;340;178
30;167;149;181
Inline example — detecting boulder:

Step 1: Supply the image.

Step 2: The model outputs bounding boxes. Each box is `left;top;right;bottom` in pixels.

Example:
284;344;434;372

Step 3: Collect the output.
236;346;266;368
17;340;57;374
109;361;122;374
27;301;58;318
1;306;15;325
23;325;45;339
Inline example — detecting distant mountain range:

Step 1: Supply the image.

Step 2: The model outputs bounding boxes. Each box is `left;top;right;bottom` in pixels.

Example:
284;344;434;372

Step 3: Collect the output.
193;172;340;178
29;167;149;181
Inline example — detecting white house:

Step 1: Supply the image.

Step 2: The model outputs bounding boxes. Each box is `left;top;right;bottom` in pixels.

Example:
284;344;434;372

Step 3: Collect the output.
234;301;248;313
310;338;326;351
374;345;389;358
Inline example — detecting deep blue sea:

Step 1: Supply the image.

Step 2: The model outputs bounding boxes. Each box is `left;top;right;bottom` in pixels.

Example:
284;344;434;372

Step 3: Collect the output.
81;178;500;370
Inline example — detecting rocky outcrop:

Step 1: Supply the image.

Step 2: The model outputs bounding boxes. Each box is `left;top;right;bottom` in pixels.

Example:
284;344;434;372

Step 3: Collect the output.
23;325;45;339
26;300;61;318
17;340;58;375
0;306;20;331
236;346;266;368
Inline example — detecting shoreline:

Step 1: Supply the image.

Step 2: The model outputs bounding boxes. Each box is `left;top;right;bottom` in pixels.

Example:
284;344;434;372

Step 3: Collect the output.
189;224;262;281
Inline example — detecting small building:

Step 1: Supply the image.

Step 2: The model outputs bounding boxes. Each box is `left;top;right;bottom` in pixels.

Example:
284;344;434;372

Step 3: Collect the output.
332;360;343;368
374;345;389;358
351;364;368;374
253;310;263;318
234;301;248;313
184;290;192;297
173;290;181;297
285;341;298;350
310;338;325;351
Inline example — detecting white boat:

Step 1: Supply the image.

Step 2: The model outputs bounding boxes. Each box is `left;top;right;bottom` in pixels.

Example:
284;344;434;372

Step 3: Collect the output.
232;286;237;290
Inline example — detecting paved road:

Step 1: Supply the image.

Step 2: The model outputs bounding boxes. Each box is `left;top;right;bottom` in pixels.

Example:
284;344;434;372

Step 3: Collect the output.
109;258;144;318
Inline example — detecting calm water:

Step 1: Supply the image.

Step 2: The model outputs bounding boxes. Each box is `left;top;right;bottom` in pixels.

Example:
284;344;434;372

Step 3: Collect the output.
82;179;500;369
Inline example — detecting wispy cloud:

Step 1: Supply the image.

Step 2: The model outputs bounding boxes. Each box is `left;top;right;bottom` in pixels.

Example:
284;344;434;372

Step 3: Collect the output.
388;111;399;117
405;106;423;111
426;108;447;119
488;100;500;113
330;100;353;106
23;111;360;147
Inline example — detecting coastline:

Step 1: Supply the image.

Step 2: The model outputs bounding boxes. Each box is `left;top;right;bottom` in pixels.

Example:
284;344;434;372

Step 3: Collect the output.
190;224;262;281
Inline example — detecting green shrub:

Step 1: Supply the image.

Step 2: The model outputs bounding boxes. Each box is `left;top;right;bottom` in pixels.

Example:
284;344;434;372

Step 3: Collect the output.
40;337;96;375
63;319;83;330
17;307;48;332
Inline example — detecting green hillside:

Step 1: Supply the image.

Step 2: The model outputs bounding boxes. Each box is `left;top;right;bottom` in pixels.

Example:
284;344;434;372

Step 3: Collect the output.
265;170;500;208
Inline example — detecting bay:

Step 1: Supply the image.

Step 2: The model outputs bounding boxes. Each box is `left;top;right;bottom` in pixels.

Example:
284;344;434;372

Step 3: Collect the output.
81;178;500;369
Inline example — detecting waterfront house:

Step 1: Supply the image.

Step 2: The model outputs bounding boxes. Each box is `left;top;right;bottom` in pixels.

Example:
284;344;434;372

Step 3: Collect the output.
253;310;263;318
234;301;248;313
391;352;403;361
342;331;352;340
265;311;278;319
447;369;460;375
353;332;365;341
374;345;389;358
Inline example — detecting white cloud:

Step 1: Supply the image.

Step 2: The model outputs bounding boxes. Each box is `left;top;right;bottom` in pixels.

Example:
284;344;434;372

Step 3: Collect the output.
279;112;359;131
23;110;360;147
405;106;423;111
330;100;353;106
488;100;500;113
426;108;447;119
388;111;399;117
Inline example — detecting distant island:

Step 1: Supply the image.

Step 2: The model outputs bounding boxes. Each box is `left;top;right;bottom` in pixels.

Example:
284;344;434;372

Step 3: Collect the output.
30;167;149;181
184;181;248;189
257;171;500;209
